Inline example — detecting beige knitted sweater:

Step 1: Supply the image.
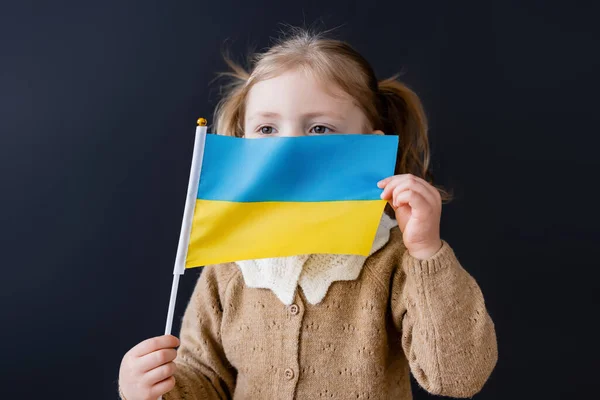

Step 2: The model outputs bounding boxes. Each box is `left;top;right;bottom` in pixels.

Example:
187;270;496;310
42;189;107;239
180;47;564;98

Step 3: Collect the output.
156;226;497;399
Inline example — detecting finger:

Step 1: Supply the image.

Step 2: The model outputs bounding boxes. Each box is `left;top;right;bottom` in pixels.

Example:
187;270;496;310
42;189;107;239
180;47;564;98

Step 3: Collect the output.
409;175;442;204
379;174;422;198
393;188;429;211
138;348;178;373
130;335;180;358
377;176;394;188
383;174;440;203
380;175;440;208
144;361;177;386
379;175;405;200
389;174;437;205
407;178;439;208
390;178;437;208
150;376;176;398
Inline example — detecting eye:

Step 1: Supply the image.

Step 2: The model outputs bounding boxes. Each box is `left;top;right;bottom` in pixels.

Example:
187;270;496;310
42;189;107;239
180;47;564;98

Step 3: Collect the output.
259;126;277;135
309;125;333;134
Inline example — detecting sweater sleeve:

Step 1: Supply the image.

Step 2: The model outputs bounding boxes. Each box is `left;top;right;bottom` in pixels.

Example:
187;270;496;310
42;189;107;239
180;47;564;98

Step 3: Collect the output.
390;240;498;398
164;265;237;400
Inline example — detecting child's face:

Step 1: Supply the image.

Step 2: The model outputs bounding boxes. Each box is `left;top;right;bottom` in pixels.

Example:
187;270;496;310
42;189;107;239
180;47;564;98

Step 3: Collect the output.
244;69;383;138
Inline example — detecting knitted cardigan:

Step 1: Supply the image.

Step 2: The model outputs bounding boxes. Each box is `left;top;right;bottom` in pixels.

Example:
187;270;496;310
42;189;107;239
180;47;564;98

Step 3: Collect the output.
136;226;497;399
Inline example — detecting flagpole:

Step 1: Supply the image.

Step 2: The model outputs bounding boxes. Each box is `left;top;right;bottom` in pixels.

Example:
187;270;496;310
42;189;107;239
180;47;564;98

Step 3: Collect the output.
158;118;208;400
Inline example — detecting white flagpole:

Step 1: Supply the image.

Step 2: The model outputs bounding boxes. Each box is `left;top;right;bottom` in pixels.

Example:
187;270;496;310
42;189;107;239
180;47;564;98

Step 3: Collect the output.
158;118;207;400
164;117;208;334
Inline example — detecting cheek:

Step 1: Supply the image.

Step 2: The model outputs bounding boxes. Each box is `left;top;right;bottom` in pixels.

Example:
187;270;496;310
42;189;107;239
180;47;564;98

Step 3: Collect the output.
353;120;373;134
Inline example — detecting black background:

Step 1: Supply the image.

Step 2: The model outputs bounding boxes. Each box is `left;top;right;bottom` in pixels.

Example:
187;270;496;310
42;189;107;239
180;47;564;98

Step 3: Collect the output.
1;1;599;399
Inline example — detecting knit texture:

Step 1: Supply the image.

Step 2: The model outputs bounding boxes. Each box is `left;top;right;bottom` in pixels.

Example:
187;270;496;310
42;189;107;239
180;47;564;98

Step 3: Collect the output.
236;213;398;305
155;227;497;400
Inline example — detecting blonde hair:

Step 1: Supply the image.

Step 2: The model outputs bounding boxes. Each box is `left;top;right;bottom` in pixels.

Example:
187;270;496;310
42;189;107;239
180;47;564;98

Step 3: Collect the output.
213;28;453;205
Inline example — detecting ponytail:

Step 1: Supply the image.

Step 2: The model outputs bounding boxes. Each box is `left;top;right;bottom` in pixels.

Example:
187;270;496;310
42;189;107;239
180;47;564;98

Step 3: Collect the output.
377;76;453;208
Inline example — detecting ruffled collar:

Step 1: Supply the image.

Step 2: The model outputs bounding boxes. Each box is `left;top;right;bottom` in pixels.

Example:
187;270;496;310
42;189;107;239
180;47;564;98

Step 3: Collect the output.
235;213;397;305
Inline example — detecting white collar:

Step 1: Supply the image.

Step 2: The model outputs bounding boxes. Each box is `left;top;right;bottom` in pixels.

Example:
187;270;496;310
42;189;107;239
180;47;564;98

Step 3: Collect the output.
235;213;397;305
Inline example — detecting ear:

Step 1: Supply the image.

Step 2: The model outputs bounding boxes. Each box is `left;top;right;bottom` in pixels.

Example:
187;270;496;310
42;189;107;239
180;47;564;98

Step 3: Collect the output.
372;129;384;135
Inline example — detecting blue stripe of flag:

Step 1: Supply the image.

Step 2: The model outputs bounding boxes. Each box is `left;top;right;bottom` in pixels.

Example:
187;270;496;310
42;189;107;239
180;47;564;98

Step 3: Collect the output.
197;134;398;202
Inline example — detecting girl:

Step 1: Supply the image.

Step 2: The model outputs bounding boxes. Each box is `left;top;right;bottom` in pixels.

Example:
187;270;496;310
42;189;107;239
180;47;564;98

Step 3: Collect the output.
119;28;498;400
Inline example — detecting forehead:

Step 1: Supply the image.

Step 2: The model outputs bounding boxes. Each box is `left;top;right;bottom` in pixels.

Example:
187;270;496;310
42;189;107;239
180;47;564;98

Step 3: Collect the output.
245;69;357;116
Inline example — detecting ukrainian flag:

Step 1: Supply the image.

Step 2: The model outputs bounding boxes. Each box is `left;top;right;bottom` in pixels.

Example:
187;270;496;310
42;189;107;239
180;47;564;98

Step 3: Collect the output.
185;133;398;267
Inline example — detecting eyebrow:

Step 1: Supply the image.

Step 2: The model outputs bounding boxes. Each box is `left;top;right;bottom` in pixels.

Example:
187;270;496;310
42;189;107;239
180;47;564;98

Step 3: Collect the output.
247;111;345;122
248;112;280;121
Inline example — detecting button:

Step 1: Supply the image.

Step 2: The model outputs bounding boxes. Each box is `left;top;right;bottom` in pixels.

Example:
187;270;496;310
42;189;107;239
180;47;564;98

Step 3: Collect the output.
284;368;295;380
289;304;299;315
